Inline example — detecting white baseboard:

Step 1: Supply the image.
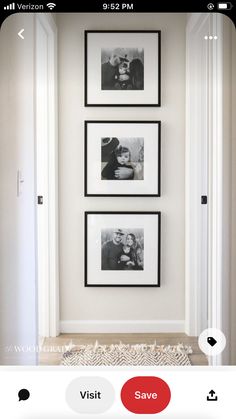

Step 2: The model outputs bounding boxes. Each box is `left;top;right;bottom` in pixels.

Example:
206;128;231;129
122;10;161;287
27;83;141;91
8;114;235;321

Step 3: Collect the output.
60;320;185;334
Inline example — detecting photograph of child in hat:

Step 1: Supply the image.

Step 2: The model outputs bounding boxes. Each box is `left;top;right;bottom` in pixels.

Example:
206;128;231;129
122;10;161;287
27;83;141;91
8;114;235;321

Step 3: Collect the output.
101;228;144;271
101;48;144;90
101;137;144;180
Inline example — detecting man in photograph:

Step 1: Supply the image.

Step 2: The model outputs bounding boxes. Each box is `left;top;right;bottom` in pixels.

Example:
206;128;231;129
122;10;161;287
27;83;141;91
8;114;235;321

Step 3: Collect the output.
102;229;129;270
101;52;121;90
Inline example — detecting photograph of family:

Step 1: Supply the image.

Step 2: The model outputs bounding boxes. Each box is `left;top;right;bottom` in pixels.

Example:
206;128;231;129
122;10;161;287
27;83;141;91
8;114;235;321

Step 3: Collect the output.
85;211;160;286
101;228;144;271
85;31;160;106
101;47;144;90
101;137;144;180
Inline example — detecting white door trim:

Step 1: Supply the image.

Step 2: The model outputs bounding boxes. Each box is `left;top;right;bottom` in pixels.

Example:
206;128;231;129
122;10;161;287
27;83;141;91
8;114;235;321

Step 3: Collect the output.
207;13;223;365
35;14;59;338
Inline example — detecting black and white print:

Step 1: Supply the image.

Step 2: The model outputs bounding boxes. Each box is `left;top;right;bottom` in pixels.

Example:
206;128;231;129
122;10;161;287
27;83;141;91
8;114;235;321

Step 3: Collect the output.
101;137;144;180
85;31;161;106
85;121;161;196
101;48;144;90
101;228;144;271
85;211;160;286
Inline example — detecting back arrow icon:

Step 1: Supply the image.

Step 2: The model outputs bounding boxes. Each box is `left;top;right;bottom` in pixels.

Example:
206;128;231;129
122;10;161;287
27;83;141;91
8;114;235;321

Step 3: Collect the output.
18;29;24;39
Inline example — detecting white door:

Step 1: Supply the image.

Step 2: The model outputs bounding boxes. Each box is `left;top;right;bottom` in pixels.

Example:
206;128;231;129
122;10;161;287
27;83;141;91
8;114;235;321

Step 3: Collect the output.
36;14;59;339
185;13;211;337
186;13;231;365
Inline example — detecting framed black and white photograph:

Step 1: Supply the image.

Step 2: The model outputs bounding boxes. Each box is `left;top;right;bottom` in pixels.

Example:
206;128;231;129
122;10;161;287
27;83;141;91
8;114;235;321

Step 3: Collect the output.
85;31;161;106
85;212;161;287
85;121;161;197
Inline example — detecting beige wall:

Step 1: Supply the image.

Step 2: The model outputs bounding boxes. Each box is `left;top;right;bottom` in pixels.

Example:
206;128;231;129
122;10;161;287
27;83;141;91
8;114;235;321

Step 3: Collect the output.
57;13;186;325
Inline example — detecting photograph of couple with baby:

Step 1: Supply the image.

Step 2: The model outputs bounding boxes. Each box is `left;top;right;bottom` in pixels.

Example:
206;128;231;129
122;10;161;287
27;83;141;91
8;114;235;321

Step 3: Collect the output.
101;228;144;271
101;47;144;90
101;137;144;181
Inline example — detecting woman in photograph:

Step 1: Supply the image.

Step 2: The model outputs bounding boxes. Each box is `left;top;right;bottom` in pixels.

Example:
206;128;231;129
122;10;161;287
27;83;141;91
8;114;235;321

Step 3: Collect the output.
129;58;144;90
119;233;143;270
127;233;144;270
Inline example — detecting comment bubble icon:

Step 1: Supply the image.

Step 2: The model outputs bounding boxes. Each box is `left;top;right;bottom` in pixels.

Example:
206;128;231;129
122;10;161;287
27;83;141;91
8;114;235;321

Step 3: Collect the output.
18;389;30;402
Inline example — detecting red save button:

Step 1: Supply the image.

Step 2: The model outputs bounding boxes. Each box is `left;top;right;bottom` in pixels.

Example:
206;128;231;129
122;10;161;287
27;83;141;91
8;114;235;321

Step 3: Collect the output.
121;376;171;414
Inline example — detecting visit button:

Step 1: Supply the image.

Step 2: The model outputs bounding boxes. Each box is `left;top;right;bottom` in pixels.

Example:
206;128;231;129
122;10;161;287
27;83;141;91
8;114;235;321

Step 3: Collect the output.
121;376;171;414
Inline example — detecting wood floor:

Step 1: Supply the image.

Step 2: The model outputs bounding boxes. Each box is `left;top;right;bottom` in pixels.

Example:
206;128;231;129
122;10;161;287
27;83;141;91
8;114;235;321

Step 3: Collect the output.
39;333;208;366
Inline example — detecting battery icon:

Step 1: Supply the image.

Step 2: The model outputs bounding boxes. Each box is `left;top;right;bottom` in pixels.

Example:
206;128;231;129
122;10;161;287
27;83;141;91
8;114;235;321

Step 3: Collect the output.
217;2;233;9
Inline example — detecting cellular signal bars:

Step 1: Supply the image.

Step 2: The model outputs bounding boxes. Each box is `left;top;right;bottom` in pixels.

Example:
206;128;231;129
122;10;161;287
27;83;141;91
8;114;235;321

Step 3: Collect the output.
4;3;15;10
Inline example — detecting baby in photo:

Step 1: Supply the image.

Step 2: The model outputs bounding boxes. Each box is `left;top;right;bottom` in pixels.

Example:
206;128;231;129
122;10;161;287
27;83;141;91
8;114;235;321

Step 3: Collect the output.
114;59;132;90
101;144;134;180
118;244;135;270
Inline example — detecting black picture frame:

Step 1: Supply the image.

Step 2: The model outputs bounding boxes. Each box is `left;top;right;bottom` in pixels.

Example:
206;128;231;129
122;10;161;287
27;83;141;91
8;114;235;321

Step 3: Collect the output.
85;211;161;287
85;30;161;107
84;120;161;197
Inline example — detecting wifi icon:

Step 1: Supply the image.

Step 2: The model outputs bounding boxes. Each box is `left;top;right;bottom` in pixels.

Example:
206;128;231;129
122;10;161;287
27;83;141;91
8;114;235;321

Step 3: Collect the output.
47;2;56;10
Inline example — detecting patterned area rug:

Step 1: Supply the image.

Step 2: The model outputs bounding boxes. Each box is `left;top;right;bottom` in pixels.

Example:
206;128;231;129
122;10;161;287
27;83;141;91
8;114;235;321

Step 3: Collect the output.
61;342;193;366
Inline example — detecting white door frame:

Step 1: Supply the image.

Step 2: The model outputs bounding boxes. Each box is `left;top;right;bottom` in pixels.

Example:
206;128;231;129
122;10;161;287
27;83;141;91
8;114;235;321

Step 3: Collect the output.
185;13;230;365
208;13;231;365
35;14;59;338
185;13;211;337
